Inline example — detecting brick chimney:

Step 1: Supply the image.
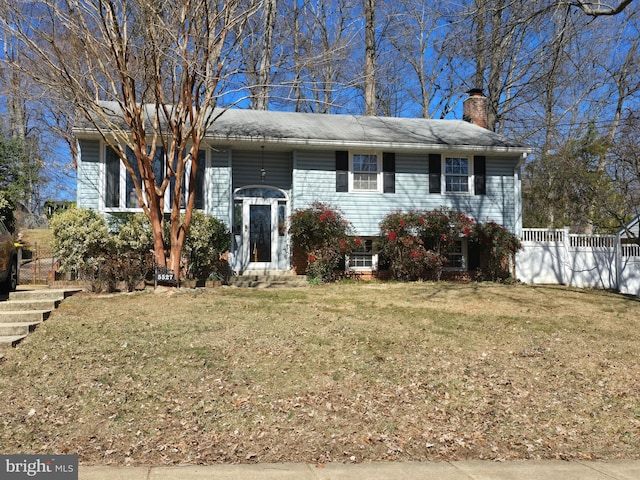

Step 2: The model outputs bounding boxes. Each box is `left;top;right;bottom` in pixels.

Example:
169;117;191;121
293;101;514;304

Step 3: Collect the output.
463;88;488;129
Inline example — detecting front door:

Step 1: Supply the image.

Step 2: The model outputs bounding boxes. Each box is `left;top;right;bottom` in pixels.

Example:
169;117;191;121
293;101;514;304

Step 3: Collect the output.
243;198;279;270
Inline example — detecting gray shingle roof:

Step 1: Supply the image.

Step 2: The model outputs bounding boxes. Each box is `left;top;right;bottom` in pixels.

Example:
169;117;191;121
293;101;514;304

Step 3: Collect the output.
74;102;530;154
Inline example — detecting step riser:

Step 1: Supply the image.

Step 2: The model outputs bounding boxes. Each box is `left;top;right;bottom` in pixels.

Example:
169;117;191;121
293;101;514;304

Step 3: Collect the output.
0;324;38;336
0;311;50;323
0;288;81;347
228;275;308;288
0;300;60;312
0;335;27;349
9;289;82;301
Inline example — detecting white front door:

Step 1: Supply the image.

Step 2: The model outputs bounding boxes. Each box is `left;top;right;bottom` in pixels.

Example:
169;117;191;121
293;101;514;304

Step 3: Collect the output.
242;198;279;271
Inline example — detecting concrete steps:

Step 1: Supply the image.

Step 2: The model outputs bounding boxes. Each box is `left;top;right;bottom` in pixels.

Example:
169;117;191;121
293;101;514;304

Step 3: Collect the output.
0;288;82;349
228;275;308;288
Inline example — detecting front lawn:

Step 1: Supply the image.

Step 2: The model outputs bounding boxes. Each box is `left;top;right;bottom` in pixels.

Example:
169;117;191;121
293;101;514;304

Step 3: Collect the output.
1;282;639;465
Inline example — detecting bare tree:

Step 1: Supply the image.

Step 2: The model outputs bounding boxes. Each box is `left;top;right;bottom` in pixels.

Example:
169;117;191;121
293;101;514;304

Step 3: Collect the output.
570;0;635;16
364;0;377;115
275;0;357;113
1;0;259;278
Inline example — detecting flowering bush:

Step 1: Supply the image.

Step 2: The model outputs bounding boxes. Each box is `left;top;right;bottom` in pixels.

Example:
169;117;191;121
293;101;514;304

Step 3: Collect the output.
420;208;475;254
471;220;522;281
289;202;356;283
378;210;461;281
379;208;521;282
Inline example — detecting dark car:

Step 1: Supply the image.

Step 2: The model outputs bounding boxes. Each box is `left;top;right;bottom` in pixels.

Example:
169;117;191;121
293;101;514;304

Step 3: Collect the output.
0;220;18;294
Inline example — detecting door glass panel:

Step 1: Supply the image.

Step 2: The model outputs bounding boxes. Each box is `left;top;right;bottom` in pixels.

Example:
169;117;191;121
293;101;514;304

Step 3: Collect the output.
250;204;272;263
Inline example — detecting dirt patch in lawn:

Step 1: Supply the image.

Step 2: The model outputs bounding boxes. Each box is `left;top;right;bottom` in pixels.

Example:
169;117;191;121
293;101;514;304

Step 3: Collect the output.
1;282;639;465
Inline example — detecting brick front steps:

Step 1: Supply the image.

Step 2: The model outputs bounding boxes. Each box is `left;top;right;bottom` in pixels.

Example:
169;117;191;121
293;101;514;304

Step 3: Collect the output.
0;288;82;349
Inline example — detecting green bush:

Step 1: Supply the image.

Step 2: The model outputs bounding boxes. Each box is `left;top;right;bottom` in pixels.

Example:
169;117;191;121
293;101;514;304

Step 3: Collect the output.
50;207;113;279
110;213;155;291
52;209;230;290
471;220;522;281
182;210;230;280
289;202;356;283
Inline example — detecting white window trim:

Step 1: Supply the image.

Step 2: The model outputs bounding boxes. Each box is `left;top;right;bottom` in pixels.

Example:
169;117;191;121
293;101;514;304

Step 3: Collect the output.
346;238;378;271
349;151;382;193
442;155;474;195
346;253;379;271
102;142;207;213
443;238;468;271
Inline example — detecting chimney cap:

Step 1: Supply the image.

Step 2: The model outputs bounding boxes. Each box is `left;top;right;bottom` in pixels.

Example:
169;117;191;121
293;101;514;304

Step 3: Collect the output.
466;88;485;97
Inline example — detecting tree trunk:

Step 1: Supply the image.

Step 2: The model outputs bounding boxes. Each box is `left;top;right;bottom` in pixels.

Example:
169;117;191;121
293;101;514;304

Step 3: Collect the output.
364;0;376;115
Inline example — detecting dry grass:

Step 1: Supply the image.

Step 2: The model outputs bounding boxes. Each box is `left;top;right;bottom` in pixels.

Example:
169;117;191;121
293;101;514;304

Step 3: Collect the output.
17;228;53;250
1;282;639;466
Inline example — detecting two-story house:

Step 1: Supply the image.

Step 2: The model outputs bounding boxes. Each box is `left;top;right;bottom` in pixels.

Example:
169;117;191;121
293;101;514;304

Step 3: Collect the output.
74;92;531;277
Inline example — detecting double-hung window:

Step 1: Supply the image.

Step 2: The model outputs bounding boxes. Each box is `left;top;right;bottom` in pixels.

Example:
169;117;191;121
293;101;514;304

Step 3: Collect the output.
347;238;376;270
336;151;395;193
444;239;467;271
351;153;380;192
104;145;205;211
444;157;470;193
429;154;486;195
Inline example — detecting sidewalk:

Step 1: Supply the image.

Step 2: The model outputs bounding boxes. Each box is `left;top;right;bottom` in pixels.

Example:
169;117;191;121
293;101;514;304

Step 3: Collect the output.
80;460;640;479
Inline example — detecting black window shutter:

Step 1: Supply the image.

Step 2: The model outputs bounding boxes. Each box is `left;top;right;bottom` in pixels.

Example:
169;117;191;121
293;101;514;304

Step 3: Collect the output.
336;151;348;192
383;152;395;193
429;154;441;194
474;155;486;195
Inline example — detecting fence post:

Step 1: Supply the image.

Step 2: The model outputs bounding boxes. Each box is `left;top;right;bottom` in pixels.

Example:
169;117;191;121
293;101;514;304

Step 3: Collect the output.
562;227;570;286
615;232;621;293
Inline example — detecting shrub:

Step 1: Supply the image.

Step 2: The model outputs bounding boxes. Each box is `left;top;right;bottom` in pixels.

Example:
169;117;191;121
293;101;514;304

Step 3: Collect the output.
110;213;155;291
289;202;356;283
52;208;231;291
471;221;522;281
182;210;230;280
50;207;114;283
378;208;476;281
379;210;444;281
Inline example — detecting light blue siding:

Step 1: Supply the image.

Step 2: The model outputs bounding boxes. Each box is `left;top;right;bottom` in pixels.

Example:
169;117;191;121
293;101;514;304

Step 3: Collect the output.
293;150;519;236
208;148;232;224
77;139;101;210
232;150;292;191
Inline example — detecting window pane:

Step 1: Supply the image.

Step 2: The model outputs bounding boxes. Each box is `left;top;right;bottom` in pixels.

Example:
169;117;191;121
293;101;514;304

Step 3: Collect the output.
446;240;464;269
125;147;141;208
445;157;469;193
352;154;379;191
194;150;206;210
353;154;377;172
105;147;120;208
353;173;377;190
446;176;469;192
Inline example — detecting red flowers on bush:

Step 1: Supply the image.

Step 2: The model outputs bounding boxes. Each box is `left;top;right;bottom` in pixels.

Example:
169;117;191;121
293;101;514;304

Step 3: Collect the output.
290;202;355;284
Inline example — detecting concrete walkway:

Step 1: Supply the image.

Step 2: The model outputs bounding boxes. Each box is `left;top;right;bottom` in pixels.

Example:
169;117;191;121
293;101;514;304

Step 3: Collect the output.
80;460;640;479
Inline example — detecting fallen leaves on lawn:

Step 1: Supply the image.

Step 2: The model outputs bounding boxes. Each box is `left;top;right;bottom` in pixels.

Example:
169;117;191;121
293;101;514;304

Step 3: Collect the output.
0;283;639;466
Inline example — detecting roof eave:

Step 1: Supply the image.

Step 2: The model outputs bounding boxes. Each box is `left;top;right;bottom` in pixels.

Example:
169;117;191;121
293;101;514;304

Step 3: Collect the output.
204;135;532;155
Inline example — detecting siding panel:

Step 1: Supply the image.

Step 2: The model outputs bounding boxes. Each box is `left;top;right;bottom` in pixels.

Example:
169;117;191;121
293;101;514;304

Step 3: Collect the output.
209;148;232;224
77;139;101;210
293;151;519;236
232;150;292;191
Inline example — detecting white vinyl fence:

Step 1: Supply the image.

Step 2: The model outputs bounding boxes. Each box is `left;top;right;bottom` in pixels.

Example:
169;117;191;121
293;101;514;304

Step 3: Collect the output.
516;228;640;296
